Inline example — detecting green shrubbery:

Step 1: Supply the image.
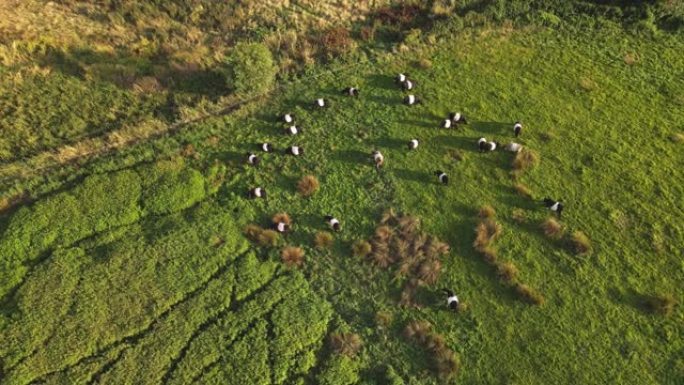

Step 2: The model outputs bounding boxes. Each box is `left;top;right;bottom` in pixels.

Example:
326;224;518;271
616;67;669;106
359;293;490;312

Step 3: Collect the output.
224;42;278;97
139;158;206;215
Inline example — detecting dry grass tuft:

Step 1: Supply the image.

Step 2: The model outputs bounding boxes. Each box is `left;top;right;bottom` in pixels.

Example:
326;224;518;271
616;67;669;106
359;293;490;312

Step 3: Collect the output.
512;148;540;171
352;240;372;258
669;132;684;143
416;58;433;69
645;294;677;316
473;219;502;251
375;225;393;241
297;175;320;197
541;217;565;239
272;212;292;226
623;52;639;65
330;332;363;357
579;76;597;91
514;183;533;198
417;259;442;285
496;261;519;284
511;208;526;224
375;310;393;329
314;231;334;249
403;320;432;342
281;246;305;267
478;205;496;219
569;231;592;255
244;224;279;247
514;283;545;305
480;247;498;265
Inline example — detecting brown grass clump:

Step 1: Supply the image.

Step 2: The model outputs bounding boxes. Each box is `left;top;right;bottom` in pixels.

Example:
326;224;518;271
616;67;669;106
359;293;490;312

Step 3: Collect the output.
569;231;592;255
375;225;393;241
403;320;433;342
404;319;460;381
480;247;498;265
511;209;526;224
645;294;677;316
541;217;565;239
417;259;442;285
319;26;354;57
297;175;320;197
329;332;363;357
352;240;372;258
496;261;519;284
272;212;292;226
512;148;540;171
514;283;545;305
416;58;432;69
579;76;597;91
623;52;638;65
473;219;502;251
281;246;305;267
244;224;279;247
314;231;334;249
669;132;684;143
514;183;533;198
374;310;393;329
478;205;496;219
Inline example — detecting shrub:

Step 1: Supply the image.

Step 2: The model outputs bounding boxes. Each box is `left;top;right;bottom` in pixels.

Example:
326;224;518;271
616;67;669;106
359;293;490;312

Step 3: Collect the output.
297;175;320;197
569;231;592;255
496;261;519;284
281;246;305;267
541;217;565;239
330;332;363;357
514;183;533;198
514;283;545;305
139;159;206;215
272;212;292;226
314;231;334;249
512;148;540;171
645;294;677;316
478;205;496;219
224;42;277;96
352;240;372;258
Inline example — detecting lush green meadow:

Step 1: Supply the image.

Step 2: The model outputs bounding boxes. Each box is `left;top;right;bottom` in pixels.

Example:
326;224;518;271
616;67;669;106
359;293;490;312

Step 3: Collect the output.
1;10;684;385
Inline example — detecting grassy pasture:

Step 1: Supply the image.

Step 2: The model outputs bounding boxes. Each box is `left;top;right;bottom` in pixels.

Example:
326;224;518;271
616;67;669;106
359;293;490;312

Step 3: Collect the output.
1;18;683;385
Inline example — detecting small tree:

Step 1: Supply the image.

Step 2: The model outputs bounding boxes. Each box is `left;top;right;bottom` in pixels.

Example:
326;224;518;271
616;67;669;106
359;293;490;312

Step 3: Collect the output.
225;42;277;97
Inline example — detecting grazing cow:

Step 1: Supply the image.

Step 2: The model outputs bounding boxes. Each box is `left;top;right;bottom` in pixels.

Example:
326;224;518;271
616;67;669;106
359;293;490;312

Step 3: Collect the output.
478;138;497;152
279;113;295;124
513;121;522;137
401;79;414;91
261;142;273;152
246;152;260;166
504;142;523;153
441;119;452;129
442;289;459;311
314;98;328;108
342;87;360;96
435;170;449;185
286;125;300;135
404;95;421;106
372;150;384;169
449;112;468;124
408;139;419;150
272;221;290;233
542;198;564;219
285;145;303;156
396;73;409;83
248;187;266;199
324;215;341;232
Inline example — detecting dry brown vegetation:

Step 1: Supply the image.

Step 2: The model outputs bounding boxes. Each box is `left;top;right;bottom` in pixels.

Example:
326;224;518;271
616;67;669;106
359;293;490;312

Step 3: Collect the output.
541;217;565;239
314;231;334;249
473;219;502;251
352;240;372;258
403;320;460;381
478;205;496;219
569;231;592;255
669;132;684;143
329;332;363;357
272;212;292;226
281;246;305;267
512;148;540;171
514;283;546;305
244;224;280;247
497;261;519;283
511;208;526;224
297;175;320;197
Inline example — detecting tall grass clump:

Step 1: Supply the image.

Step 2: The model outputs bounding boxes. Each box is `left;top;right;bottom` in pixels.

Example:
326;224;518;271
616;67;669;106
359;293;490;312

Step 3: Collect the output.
645;294;677;316
272;212;292;226
403;320;460;381
352;240;372;258
514;283;546;305
281;246;305;267
330;332;363;357
244;224;280;247
225;42;277;97
297;175;320;197
541;217;565;239
478;204;496;219
314;231;334;249
569;231;592;255
512;148;540;171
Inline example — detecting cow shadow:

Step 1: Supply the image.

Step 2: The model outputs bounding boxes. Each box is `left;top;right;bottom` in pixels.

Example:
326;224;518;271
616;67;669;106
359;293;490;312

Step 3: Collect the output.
472;121;511;136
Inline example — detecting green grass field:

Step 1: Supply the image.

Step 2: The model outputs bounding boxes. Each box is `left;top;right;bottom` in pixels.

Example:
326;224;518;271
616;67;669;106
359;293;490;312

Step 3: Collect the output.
1;11;683;385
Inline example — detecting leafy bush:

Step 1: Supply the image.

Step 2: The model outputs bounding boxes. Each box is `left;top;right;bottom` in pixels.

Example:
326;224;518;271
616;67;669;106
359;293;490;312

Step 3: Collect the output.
139;159;206;215
569;231;592;255
315;231;334;249
316;355;360;385
281;246;305;267
225;42;277;97
297;175;320;197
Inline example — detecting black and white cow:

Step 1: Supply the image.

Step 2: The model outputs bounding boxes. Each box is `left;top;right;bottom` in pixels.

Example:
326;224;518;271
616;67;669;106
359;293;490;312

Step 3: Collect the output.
261;142;273;152
285;145;304;156
279;113;295;124
478;137;498;152
342;87;360;97
247;187;266;199
404;94;421;106
324;215;341;232
246;152;260;166
395;73;409;83
441;119;453;129
442;289;459;311
408;139;419;150
314;98;328;108
449;112;468;125
504;142;523;153
435;170;449;185
285;125;300;135
401;79;414;91
272;221;290;233
513;121;522;137
542;198;564;219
